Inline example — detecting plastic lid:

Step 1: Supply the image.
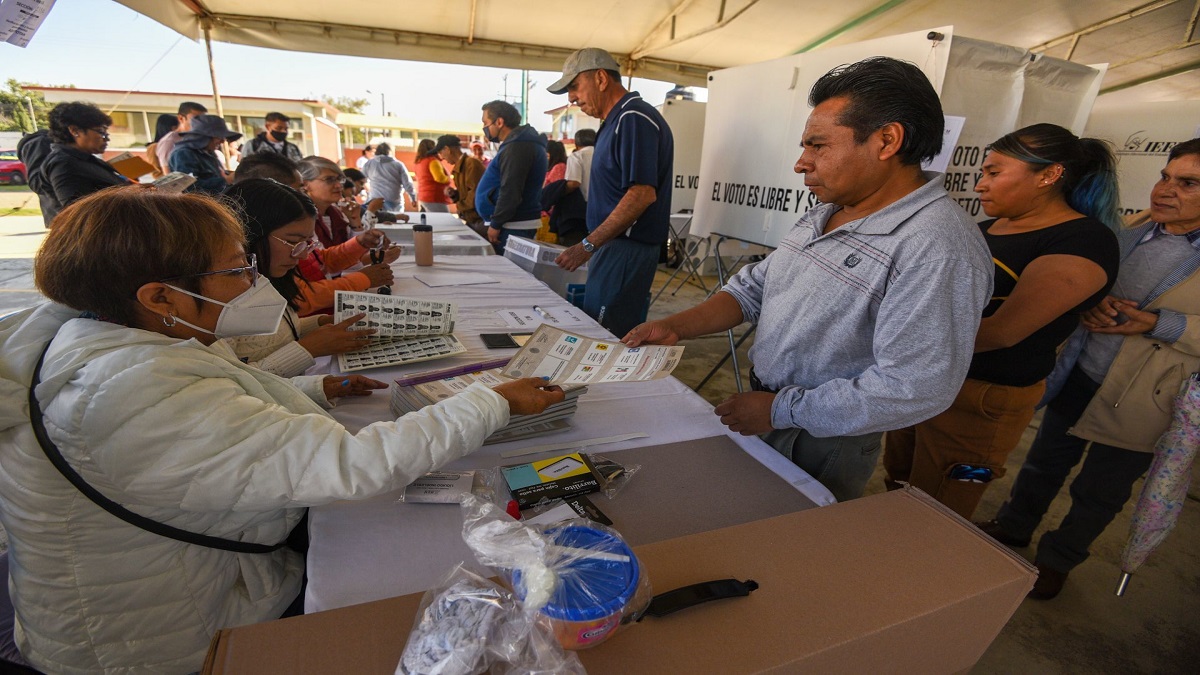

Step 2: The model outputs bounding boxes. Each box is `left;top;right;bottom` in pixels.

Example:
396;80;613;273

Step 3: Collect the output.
514;524;640;622
413;224;433;232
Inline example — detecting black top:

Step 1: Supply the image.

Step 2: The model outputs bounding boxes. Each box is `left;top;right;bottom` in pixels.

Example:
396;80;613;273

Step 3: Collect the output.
39;144;129;225
968;217;1120;386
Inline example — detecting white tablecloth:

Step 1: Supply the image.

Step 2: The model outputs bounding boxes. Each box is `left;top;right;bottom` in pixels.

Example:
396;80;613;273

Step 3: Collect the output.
304;255;834;613
377;213;493;256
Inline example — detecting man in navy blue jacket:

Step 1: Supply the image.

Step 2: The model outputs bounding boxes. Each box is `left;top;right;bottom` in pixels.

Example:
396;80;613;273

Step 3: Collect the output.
549;48;674;337
475;100;547;254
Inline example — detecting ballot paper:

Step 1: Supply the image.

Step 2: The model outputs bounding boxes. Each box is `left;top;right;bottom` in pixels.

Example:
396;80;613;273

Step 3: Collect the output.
334;291;465;371
502;325;684;385
152;172;196;194
335;291;456;337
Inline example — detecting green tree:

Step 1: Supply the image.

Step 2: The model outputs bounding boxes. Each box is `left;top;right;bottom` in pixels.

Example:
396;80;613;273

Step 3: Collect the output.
0;80;53;132
322;95;370;145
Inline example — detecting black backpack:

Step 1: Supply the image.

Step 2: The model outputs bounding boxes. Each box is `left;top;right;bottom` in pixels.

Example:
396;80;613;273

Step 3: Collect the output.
16;129;51;193
17;130;55;226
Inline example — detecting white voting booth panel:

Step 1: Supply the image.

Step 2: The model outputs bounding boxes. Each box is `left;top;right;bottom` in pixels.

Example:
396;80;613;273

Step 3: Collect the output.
691;27;953;249
939;37;1105;220
690;27;1105;249
661;98;706;213
1084;100;1200;215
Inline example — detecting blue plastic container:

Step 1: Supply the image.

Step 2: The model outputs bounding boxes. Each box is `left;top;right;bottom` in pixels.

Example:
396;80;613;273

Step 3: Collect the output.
513;524;640;649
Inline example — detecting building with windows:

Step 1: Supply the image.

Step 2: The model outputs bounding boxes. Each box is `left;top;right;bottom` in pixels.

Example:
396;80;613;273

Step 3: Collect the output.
545;104;600;143
28;87;343;161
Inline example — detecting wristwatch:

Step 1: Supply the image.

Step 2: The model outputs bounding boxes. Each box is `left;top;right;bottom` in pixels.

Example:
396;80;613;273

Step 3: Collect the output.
581;238;595;253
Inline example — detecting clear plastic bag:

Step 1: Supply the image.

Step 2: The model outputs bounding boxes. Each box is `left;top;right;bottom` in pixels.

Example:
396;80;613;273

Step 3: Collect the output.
396;565;514;675
584;453;640;500
398;468;507;507
397;563;584;675
461;495;652;651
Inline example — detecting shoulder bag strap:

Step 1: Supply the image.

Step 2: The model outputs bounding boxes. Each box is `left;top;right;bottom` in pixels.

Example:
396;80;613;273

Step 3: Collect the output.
27;341;285;554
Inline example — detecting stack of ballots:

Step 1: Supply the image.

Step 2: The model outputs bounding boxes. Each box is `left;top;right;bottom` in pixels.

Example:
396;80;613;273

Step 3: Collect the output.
391;368;586;444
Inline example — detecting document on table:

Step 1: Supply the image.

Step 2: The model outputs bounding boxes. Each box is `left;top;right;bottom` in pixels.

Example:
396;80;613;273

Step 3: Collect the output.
414;271;498;287
502;325;685;385
496;305;587;329
333;291;465;371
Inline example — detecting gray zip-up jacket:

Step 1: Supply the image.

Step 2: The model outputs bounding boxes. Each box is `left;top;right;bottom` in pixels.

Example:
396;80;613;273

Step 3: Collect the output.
722;173;993;437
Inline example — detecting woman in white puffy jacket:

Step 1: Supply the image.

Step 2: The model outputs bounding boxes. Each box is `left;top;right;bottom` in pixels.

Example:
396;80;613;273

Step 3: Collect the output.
0;187;562;674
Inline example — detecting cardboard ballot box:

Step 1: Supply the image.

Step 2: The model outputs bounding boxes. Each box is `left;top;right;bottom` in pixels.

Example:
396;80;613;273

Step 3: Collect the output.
503;235;588;299
204;489;1035;675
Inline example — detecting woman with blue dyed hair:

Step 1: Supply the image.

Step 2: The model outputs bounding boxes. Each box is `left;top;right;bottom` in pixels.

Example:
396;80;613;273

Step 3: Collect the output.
883;123;1121;520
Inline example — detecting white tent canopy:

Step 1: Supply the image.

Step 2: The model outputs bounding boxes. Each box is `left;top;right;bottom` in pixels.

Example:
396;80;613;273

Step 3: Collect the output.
115;0;1199;98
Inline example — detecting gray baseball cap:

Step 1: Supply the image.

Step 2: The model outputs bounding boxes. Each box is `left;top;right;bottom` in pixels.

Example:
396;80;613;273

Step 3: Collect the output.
547;48;621;95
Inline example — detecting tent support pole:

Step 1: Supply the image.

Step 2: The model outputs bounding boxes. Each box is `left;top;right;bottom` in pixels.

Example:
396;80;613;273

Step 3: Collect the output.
793;0;911;53
202;19;232;166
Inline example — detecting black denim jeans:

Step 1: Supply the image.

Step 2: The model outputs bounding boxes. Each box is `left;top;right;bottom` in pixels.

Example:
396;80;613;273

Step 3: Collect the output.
996;367;1153;573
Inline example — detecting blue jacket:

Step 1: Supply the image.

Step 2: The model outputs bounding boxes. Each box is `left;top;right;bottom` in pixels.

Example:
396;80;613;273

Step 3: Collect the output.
475;125;546;228
168;135;227;195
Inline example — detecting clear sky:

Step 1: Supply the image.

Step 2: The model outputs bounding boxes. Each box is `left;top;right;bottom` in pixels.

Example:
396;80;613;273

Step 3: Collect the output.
1;0;703;131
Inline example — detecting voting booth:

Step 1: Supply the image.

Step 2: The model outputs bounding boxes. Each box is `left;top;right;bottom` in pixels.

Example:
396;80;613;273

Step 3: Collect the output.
690;26;1106;249
1084;99;1200;215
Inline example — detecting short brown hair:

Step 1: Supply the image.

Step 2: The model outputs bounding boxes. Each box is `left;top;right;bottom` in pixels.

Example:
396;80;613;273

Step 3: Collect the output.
35;187;245;326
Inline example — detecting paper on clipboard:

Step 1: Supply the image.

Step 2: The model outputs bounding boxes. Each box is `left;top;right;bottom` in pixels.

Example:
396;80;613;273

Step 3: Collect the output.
501;325;685;385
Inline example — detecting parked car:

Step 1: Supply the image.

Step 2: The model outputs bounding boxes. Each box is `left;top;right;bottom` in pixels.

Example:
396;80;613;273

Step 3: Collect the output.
0;150;27;185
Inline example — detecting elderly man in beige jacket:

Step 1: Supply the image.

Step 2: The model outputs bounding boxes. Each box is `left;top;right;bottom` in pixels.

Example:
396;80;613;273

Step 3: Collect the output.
977;138;1200;600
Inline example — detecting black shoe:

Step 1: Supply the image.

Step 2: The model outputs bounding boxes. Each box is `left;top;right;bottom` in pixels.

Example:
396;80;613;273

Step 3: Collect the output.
973;519;1031;548
1028;563;1068;600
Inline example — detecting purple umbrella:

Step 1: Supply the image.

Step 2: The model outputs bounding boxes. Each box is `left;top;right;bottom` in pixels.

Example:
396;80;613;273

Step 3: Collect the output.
1116;373;1200;596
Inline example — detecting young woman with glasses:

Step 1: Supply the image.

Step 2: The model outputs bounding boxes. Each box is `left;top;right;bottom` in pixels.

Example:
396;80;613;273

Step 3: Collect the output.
221;178;382;382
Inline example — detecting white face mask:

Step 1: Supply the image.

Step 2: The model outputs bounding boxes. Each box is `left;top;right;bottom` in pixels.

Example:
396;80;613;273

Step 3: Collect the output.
165;275;287;338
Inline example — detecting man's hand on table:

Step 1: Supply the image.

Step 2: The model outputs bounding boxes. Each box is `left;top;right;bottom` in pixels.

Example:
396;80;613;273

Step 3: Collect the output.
493;377;566;415
715;392;777;436
323;375;388;401
487;226;501;245
555;244;592;271
622;320;681;347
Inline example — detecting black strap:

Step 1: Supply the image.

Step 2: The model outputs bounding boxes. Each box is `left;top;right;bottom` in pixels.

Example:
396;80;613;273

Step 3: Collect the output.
642;578;759;618
28;341;286;554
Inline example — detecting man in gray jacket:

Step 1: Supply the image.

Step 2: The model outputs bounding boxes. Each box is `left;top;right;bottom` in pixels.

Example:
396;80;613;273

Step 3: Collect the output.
624;57;993;502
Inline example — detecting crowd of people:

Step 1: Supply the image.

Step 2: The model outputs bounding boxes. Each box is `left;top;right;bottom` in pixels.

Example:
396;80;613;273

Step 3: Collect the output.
0;46;1196;673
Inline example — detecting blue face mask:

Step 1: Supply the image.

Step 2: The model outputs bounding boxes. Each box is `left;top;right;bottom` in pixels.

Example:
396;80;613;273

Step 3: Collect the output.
482;123;499;144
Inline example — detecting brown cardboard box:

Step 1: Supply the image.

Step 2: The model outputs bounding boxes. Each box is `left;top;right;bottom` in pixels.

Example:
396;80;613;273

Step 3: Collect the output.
204;488;1035;674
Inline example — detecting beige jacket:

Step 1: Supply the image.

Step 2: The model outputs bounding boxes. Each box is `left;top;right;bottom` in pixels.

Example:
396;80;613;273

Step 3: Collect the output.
1070;212;1200;452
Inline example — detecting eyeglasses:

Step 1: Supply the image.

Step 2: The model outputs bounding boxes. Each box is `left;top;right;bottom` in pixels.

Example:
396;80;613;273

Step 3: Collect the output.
90;127;110;140
161;253;259;286
272;235;318;259
314;174;344;186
